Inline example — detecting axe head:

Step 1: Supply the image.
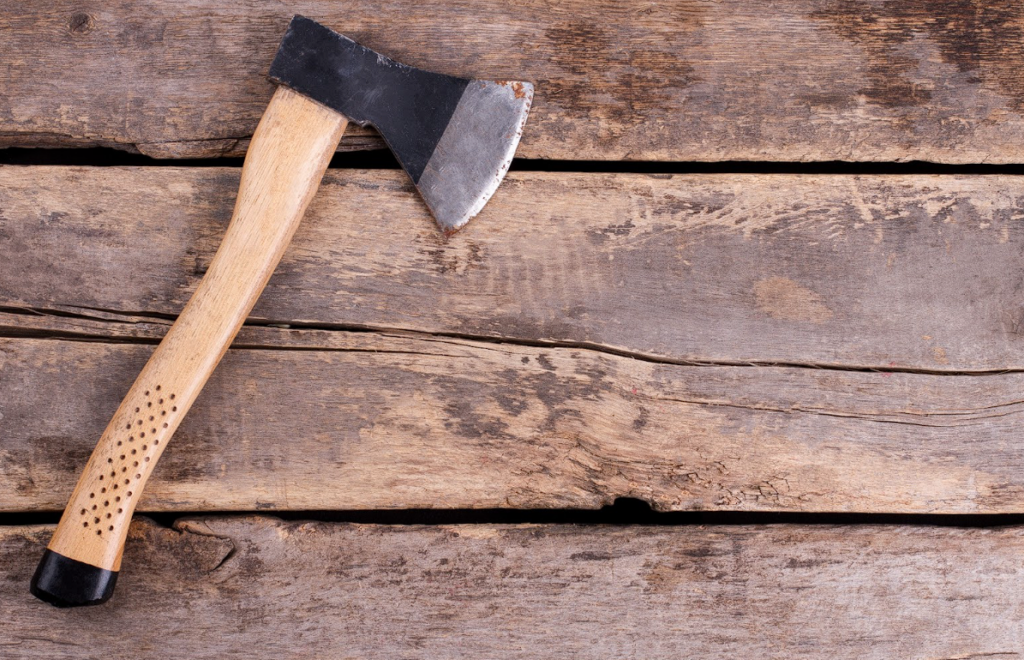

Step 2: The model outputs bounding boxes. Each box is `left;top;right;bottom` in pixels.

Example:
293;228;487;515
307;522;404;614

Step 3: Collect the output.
269;16;534;233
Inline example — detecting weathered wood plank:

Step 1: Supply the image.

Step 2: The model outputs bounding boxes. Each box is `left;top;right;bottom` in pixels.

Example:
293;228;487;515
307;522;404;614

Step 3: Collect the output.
4;325;1024;513
4;1;1024;161
3;517;1023;658
4;166;1024;371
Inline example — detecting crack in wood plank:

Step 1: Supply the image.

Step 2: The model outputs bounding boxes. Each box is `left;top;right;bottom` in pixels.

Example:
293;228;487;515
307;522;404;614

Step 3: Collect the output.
5;306;1024;377
5;328;1024;513
6;168;1024;372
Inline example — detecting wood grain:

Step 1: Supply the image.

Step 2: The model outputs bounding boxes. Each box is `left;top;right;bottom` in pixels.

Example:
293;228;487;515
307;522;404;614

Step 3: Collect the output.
4;167;1024;371
43;87;346;571
5;323;1024;513
4;517;1024;658
4;1;1024;161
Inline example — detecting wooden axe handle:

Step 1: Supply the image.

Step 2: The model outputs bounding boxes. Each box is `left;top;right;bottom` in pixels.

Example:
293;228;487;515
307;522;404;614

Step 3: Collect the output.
31;86;348;606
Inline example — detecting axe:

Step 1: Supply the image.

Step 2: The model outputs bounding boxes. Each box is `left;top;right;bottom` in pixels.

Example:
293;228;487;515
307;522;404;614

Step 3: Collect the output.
30;15;534;607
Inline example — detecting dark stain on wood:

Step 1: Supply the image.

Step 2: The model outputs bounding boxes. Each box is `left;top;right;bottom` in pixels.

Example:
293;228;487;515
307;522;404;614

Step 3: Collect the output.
434;371;516;442
632;406;649;431
443;395;512;441
67;12;94;35
33;437;94;478
542;16;701;129
812;0;1024;110
587;218;636;244
495;390;529;416
535;354;556;372
431;353;614;444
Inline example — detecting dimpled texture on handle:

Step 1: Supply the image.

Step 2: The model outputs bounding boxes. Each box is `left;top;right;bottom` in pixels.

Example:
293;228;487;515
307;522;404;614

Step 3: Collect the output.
31;86;348;606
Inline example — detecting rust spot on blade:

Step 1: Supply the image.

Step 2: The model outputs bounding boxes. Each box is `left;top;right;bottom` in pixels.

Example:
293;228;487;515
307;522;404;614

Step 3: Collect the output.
495;80;528;99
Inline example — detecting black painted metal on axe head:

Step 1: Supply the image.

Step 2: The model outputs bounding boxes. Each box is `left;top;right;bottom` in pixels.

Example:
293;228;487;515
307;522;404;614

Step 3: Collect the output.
269;16;534;232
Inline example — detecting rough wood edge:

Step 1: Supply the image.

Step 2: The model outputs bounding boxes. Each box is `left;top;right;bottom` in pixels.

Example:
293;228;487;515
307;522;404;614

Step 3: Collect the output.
3;516;1023;658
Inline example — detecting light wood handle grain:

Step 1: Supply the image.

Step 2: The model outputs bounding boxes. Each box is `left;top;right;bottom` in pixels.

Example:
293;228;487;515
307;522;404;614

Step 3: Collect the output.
31;86;348;606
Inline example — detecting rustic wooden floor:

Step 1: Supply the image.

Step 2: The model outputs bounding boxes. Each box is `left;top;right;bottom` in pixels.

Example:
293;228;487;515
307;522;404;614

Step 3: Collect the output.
4;1;1024;657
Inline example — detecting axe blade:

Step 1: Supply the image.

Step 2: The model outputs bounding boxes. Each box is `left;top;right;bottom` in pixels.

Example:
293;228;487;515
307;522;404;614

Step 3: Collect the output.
269;16;534;233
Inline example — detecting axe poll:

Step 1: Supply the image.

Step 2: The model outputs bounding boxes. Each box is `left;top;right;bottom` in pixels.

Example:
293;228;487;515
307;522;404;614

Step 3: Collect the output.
31;15;534;607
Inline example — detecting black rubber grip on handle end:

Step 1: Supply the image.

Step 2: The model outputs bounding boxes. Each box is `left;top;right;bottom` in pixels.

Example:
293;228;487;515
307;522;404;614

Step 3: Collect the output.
30;549;118;607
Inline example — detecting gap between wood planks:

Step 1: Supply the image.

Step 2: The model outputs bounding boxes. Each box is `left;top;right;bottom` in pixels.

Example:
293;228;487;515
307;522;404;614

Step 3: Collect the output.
10;146;1024;175
4;499;1024;529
